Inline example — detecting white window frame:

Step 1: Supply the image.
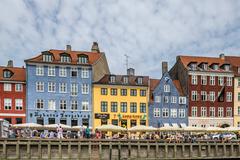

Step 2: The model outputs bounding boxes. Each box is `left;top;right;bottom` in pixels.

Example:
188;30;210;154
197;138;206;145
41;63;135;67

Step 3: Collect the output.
171;96;177;103
48;82;56;92
226;92;232;102
15;99;23;110
218;77;224;86
153;108;160;117
191;91;198;101
218;107;224;117
201;107;207;117
4;98;12;110
226;77;232;86
15;84;23;92
81;68;89;78
201;76;207;85
60;100;67;110
48;100;56;110
179;109;185;118
59;67;67;77
36;82;44;92
154;96;161;103
170;109;177;118
71;67;78;77
192;106;197;117
201;91;207;101
209;107;215;117
209;91;215;102
210;76;215;85
71;100;78;110
71;83;78;96
162;108;169;118
191;75;198;85
48;66;55;76
164;84;170;92
82;101;89;111
36;99;44;109
4;83;11;91
81;84;89;94
179;97;186;104
226;107;232;117
36;66;44;76
59;83;67;93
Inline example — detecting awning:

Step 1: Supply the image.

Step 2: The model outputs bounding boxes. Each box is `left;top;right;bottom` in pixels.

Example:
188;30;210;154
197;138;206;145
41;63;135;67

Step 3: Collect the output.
163;123;170;127
180;123;187;128
172;123;179;128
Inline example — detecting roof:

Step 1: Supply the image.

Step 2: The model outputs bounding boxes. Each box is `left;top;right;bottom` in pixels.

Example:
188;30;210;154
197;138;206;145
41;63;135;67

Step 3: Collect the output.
225;56;240;76
0;66;26;82
25;49;102;65
178;55;231;72
172;80;184;96
149;79;160;103
94;74;149;86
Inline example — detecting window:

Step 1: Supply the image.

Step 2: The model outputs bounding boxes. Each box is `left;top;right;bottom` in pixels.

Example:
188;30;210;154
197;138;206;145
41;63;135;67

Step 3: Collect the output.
71;83;78;96
81;68;89;78
238;93;240;101
71;100;78;110
164;85;170;92
226;77;232;86
60;55;71;63
36;82;44;92
48;82;56;92
82;101;89;111
48;66;55;76
238;122;240;128
201;76;207;85
120;102;127;112
43;54;53;62
171;96;177;103
224;65;230;71
4;99;11;110
59;67;67;77
4;83;11;91
209;91;215;102
238;67;240;74
111;102;118;112
36;99;44;109
192;91;198;101
213;64;219;70
71;68;78;77
130;89;137;96
162;108;169;118
137;77;143;84
81;84;89;94
36;66;44;76
140;103;146;113
154;96;161;103
130;103;137;113
202;64;208;70
209;107;215;117
101;88;108;95
192;107;197;117
218;77;224;86
171;109;177;118
164;96;169;103
60;100;67;110
78;55;88;64
238;106;240;115
226;92;232;102
210;76;215;85
48;100;56;110
59;83;67;93
111;88;117;96
153;108;160;117
179;97;186;104
201;107;207;117
121;89;127;96
123;76;128;84
140;90;146;96
218;107;224;117
15;99;23;110
15;84;23;92
101;101;108;112
179;109;185;118
191;63;197;70
238;78;240;87
110;76;116;83
191;75;198;85
201;91;207;101
3;70;12;78
226;107;232;117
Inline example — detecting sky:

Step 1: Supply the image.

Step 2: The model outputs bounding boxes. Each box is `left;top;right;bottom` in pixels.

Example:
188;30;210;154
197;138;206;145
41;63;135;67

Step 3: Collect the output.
0;0;240;78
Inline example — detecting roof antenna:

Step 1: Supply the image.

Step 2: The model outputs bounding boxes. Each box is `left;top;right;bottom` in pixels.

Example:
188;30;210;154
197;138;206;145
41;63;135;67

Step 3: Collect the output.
124;54;129;73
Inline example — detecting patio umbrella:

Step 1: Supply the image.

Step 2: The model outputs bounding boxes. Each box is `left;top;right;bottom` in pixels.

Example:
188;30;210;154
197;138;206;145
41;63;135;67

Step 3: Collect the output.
225;127;240;132
43;123;72;130
206;127;225;132
72;126;92;130
12;123;42;129
128;125;157;132
182;126;205;132
158;126;176;131
96;124;126;132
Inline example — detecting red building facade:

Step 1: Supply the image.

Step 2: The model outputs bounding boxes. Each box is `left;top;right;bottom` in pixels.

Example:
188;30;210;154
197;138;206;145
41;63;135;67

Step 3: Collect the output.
170;55;234;127
0;61;26;124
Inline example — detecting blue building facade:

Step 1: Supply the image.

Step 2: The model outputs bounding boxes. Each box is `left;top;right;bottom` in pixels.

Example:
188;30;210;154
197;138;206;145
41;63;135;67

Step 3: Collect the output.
149;72;188;128
25;44;110;127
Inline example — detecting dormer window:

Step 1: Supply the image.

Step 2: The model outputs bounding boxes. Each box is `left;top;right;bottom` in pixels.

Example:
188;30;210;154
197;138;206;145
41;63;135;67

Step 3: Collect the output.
43;54;53;62
202;63;208;70
110;75;116;83
190;63;197;70
60;54;71;63
213;64;219;70
137;77;143;84
123;76;128;84
238;67;240;74
224;65;230;71
3;70;13;78
78;54;88;64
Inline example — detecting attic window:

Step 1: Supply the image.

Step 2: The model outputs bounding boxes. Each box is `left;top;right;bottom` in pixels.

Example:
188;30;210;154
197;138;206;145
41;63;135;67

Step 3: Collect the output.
191;63;197;70
137;77;143;84
123;76;128;84
43;54;53;62
238;67;240;74
224;65;230;71
78;55;88;64
213;64;219;70
3;70;13;78
60;54;71;63
202;64;208;70
110;76;116;83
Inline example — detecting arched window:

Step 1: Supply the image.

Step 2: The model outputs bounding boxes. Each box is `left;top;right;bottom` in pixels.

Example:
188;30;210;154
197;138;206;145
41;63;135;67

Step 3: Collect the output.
78;54;89;64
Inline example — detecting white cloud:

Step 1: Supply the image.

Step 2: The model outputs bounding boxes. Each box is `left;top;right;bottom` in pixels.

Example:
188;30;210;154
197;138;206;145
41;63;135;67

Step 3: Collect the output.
0;0;240;78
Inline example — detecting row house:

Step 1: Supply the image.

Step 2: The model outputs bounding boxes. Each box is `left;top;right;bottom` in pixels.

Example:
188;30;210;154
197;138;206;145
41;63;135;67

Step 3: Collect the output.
0;61;26;124
93;68;149;129
149;62;188;128
170;54;234;127
25;42;110;127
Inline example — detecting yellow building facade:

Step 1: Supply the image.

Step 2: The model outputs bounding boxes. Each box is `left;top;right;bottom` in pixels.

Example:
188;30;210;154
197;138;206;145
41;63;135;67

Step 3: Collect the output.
92;74;149;129
234;77;240;127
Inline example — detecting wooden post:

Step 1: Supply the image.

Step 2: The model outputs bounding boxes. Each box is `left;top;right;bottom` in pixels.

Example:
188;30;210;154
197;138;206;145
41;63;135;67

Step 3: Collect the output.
223;144;226;158
173;144;177;158
207;143;211;157
88;141;91;159
164;144;168;158
118;142;121;160
155;143;159;159
109;141;112;159
27;140;31;159
198;143;201;157
147;141;150;158
128;141;131;158
189;144;193;158
215;143;218;157
38;140;42;159
47;141;51;159
182;144;185;158
137;141;140;158
68;142;72;159
78;143;81;159
230;144;233;157
16;140;20;159
3;140;7;159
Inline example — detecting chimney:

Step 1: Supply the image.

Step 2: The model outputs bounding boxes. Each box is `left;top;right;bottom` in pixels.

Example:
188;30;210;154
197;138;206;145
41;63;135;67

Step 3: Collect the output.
127;68;135;76
66;45;71;52
162;61;168;76
219;53;225;60
91;42;100;53
7;60;13;67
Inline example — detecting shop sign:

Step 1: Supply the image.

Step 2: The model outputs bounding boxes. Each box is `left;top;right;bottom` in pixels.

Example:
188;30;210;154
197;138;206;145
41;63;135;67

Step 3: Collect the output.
95;113;109;119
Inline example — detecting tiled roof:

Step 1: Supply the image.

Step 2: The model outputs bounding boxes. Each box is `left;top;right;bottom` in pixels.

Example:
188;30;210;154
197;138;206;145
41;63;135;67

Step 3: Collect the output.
149;78;160;103
0;66;25;82
25;49;102;65
94;74;149;86
173;80;184;96
225;56;240;76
